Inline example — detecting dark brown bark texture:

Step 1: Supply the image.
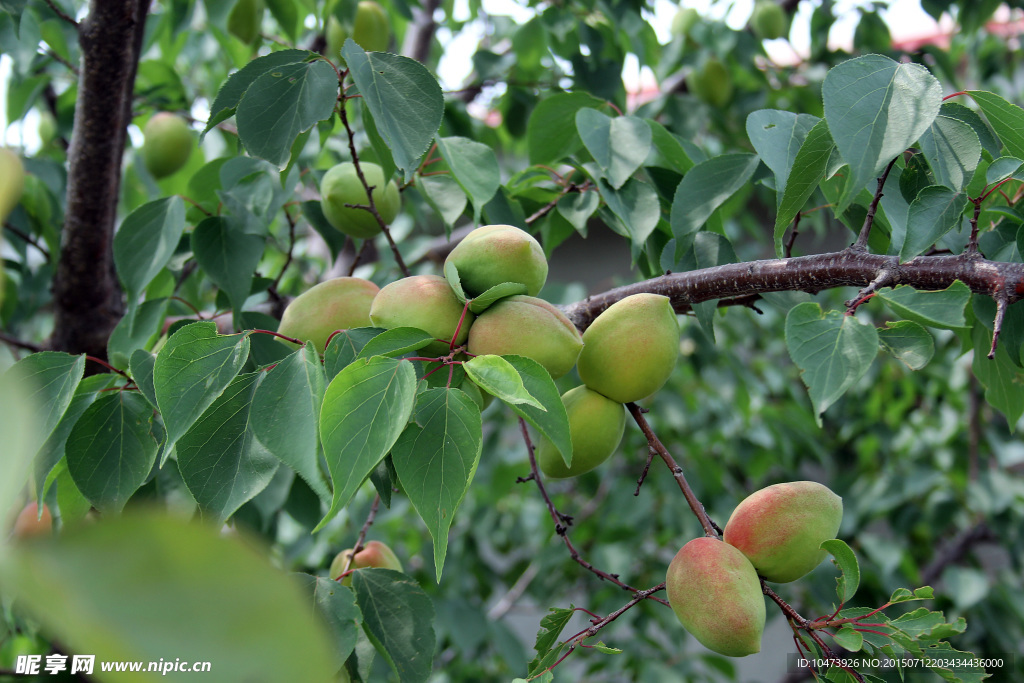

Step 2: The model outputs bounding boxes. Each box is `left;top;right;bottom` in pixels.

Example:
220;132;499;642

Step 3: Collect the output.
49;0;150;358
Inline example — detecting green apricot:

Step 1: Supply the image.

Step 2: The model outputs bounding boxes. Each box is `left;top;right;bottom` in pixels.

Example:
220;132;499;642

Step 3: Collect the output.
687;58;733;108
666;537;765;657
671;7;700;37
576;293;679;404
444;224;548;297
750;0;788;40
537;385;625;479
0;147;25;222
723;481;843;583
277;277;379;353
142;113;193;179
329;540;402;585
326;0;390;59
320;161;401;239
467;295;583;379
369;274;473;355
227;0;265;44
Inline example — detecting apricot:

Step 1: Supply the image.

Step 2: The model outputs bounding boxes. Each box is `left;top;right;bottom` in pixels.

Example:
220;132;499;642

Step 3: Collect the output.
444;225;548;297
142;113;193;179
666;537;765;657
750;0;788;40
723;481;843;583
227;0;265;44
536;386;625;479
467;296;583;379
0;147;25;222
329;540;402;585
369;274;473;355
671;7;699;37
319;161;401;239
11;502;52;538
326;0;390;59
687;58;733;108
277;277;379;353
576;293;679;403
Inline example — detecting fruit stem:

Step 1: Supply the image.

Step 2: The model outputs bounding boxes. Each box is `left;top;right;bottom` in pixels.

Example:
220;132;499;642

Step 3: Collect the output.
339;493;382;576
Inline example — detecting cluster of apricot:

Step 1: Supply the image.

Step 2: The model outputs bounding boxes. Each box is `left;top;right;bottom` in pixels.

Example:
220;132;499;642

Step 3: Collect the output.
666;481;843;656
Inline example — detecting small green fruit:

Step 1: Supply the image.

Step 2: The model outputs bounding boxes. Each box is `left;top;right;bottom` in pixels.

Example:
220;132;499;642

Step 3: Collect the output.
723;481;843;583
445;224;548;297
330;540;402;585
687;58;733;108
576;293;679;404
750;0;788;40
0;147;25;222
142;113;193;179
326;0;391;59
227;0;265;44
671;7;700;37
320;161;401;239
537;385;625;479
467;295;583;379
369;274;473;355
37;111;58;147
277;277;379;353
666;537;765;657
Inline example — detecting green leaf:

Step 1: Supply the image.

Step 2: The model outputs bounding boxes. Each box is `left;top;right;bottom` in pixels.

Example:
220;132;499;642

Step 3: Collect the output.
499;355;571;466
890;586;934;603
65;392;159;514
191;216;266;322
3;352;86;450
464;355;544;410
419;174;468;230
900;186;966;261
435;136;500;221
822;539;860;604
527;92;605;166
528;607;574;676
355;327;436;361
878;321;934;370
153;322;251;456
775;119;835;254
343;41;444;181
576;110;652;190
823;55;941;210
251;343;331;502
689;232;737;342
832;626;864;652
236;59;339;167
176;372;280;524
670;153;760;256
352;569;435;683
0;365;44;525
324;327;389;379
317;357;417;530
647;120;694;174
986;156;1024;185
129;349;158;408
968;90;1024;159
0;512;339;680
746;110;820;203
113;197;186;302
467;282;529;314
785;303;879;422
598;177;661;252
877;282;971;330
971;322;1024;427
556;190;600;235
107;297;169;370
918;115;981;192
295;574;363;667
204;49;312;136
392;388;482;581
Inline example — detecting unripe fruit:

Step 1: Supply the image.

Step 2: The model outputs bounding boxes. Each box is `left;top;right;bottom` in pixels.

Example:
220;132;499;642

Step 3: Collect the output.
537;386;625;479
687;58;733;108
11;502;52;538
326;0;391;58
576;294;679;404
37;111;58;147
329;540;402;585
277;277;379;353
444;225;548;297
666;537;765;657
142;113;193;179
467;295;583;379
0;147;25;222
320;161;401;239
369;274;473;355
227;0;265;44
723;481;843;583
671;7;700;37
750;0;788;40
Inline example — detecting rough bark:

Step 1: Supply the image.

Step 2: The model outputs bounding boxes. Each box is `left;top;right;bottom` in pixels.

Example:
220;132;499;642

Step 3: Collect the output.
49;0;151;358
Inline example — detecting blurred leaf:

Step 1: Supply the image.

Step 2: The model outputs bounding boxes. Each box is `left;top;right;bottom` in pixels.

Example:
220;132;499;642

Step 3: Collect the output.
295;574;363;667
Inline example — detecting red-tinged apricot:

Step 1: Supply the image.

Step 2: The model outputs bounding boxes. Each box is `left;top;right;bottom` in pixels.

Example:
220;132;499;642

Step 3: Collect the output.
666;537;765;657
576;293;679;403
369;274;473;355
467;295;583;379
536;385;625;479
11;502;52;538
320;161;401;239
277;277;379;353
444;225;548;297
329;540;402;585
723;481;843;583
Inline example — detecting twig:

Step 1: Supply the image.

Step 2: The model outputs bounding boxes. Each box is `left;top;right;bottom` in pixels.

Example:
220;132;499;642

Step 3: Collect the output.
988;294;1009;359
0;330;44;352
43;0;79;27
339;493;382;576
851;157;898;251
3;222;52;261
271;206;298;291
784;211;802;258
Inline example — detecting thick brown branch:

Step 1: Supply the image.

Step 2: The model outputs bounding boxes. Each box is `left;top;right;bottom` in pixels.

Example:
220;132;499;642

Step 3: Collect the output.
561;249;1024;331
